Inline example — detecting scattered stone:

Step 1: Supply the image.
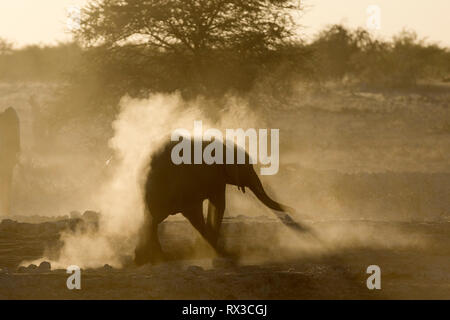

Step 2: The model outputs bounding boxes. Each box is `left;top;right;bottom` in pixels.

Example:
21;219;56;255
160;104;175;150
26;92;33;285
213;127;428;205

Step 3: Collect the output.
0;219;16;226
212;257;236;269
17;266;27;273
52;269;67;274
38;261;51;272
136;264;153;273
70;211;82;219
83;211;100;222
103;264;113;271
27;264;38;272
0;219;19;232
187;265;204;274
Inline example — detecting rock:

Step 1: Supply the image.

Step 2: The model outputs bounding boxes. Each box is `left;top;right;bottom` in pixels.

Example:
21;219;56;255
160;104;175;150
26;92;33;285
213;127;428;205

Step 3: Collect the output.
149;262;183;274
212;257;236;269
68;218;83;231
70;211;82;219
52;269;67;274
27;264;38;272
38;261;51;272
17;266;27;273
83;211;100;222
103;264;113;271
187;265;204;274
0;219;16;226
0;219;19;232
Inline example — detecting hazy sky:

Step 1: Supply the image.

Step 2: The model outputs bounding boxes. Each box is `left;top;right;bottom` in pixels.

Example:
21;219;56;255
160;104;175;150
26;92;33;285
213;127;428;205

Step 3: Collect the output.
0;0;449;47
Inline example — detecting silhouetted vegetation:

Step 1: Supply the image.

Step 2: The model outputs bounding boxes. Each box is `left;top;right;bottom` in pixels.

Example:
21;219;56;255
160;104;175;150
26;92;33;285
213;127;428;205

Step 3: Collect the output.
71;0;303;98
1;12;449;126
310;25;450;88
0;42;82;82
1;23;448;90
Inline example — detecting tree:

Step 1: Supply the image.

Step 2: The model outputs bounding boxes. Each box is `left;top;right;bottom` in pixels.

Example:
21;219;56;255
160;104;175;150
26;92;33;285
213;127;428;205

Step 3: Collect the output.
311;25;360;79
0;38;13;56
75;0;302;95
78;0;300;53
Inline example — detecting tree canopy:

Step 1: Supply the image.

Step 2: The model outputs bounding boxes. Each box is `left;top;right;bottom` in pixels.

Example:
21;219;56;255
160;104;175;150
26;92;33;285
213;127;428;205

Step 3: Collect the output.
77;0;301;56
73;0;302;96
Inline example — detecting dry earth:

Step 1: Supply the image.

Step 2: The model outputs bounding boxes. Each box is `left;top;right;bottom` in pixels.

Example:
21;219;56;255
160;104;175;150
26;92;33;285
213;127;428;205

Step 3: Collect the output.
0;216;449;300
1;82;449;300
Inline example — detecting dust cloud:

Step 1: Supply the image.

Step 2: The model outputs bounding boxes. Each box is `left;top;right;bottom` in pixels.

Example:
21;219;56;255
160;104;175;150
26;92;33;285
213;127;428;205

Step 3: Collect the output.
28;92;267;269
24;88;439;269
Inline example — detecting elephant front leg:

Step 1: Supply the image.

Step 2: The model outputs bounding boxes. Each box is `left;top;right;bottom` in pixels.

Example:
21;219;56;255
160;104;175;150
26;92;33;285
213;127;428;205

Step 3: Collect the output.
134;215;163;266
207;192;239;267
183;201;226;257
206;190;225;248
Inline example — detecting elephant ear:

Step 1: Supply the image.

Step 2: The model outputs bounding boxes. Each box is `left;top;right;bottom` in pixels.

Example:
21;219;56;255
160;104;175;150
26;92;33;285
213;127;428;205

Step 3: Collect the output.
224;163;239;185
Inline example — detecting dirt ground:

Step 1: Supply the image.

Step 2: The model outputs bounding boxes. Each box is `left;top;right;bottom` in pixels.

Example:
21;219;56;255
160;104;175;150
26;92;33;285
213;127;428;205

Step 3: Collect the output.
0;216;449;300
0;82;449;300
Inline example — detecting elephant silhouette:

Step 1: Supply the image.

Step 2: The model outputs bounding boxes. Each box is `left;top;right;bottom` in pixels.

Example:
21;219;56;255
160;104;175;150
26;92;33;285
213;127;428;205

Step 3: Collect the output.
134;138;307;265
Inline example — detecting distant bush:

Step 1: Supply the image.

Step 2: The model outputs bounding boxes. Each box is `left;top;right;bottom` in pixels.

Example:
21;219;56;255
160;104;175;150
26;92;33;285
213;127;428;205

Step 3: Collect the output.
0;38;13;56
1;24;449;131
0;42;82;82
309;25;360;80
309;25;450;88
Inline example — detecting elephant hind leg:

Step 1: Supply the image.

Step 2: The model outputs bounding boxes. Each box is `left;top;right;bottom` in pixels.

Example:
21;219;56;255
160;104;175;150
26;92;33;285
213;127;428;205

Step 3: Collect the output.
134;215;163;266
183;202;227;258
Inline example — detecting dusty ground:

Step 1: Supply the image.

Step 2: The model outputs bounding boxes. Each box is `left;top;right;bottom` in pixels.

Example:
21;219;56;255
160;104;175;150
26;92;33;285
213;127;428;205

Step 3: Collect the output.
0;216;449;300
0;82;449;300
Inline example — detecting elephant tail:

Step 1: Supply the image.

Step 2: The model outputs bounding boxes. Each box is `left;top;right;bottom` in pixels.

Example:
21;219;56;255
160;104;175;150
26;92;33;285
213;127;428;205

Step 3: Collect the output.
248;176;310;233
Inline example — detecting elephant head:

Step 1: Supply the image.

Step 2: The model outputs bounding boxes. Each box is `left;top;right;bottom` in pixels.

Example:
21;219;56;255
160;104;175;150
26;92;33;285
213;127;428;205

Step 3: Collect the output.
224;162;287;211
222;143;308;233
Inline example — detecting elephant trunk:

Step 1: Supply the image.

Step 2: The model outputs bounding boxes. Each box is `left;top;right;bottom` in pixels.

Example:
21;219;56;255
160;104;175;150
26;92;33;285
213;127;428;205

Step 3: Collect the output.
247;170;287;212
247;169;310;233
